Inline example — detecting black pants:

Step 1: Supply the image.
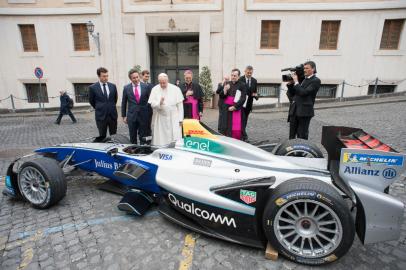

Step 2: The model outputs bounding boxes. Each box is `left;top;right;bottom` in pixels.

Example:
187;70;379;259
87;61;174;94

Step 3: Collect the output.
289;115;311;140
128;119;150;145
242;107;251;141
55;111;76;124
96;116;117;140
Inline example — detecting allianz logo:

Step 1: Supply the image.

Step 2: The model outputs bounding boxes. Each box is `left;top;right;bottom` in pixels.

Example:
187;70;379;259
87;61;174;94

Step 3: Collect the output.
168;193;237;228
344;166;379;176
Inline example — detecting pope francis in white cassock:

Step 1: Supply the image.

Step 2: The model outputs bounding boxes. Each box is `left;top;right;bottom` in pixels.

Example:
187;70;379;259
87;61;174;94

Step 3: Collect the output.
148;73;184;146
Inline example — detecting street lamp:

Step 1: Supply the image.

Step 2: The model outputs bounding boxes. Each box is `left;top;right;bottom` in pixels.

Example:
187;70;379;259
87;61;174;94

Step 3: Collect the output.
86;20;101;55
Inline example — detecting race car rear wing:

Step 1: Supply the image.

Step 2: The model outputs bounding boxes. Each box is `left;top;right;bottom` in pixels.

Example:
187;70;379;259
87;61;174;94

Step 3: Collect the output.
322;126;405;245
321;126;397;167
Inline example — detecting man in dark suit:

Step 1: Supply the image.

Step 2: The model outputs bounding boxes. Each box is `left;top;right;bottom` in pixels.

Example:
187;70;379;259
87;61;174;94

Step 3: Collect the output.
286;61;321;140
55;90;76;124
89;67;118;142
141;69;153;130
239;65;258;141
121;69;152;144
141;70;153;91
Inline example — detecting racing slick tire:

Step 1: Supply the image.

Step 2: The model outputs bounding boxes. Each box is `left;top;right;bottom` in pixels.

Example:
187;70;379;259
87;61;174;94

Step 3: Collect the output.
275;139;324;158
262;178;354;266
107;134;131;144
17;157;67;209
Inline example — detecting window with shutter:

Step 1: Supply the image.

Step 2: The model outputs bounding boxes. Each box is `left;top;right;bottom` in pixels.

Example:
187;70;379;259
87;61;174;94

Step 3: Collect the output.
19;24;38;52
72;24;90;51
260;20;280;49
319;20;340;50
24;84;49;103
380;19;404;50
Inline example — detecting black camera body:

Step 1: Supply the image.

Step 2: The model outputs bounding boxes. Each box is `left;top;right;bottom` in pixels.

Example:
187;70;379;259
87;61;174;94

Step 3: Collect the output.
281;64;305;83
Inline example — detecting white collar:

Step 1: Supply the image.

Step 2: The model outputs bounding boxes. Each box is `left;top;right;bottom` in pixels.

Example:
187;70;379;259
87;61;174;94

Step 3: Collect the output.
306;74;315;79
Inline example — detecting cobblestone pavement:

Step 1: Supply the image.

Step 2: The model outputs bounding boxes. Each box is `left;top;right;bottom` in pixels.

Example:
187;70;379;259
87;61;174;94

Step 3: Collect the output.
0;103;405;270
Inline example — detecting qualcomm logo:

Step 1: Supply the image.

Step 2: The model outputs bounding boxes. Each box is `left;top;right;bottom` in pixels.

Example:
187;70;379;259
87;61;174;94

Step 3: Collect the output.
168;193;237;228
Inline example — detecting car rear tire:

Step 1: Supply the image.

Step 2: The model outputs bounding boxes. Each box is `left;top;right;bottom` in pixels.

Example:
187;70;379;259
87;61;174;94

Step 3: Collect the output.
275;139;324;158
262;178;354;265
17;157;67;209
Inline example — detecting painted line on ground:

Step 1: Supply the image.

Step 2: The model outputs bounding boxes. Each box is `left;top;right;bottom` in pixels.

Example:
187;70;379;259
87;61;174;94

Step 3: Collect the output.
18;230;43;270
16;210;159;240
179;233;198;270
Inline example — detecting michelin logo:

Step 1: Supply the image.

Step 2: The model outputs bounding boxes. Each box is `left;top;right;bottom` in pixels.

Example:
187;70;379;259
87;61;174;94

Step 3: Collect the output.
343;153;403;166
168;193;237;228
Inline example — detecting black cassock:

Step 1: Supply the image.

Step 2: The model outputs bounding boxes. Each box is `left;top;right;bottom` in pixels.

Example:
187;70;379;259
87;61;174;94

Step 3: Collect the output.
179;82;204;120
218;81;246;140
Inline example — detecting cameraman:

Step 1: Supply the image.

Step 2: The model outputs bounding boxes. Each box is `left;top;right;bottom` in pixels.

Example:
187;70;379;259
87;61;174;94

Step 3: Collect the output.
286;61;320;140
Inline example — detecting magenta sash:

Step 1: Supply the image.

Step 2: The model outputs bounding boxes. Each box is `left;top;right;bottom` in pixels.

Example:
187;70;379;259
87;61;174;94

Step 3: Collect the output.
185;96;200;120
224;96;242;140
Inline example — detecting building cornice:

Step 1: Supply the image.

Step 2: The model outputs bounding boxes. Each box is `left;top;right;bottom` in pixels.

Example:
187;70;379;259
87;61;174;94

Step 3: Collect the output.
0;0;100;15
246;0;406;11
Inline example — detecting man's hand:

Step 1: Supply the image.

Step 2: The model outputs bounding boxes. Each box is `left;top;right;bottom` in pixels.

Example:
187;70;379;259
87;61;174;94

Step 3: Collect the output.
252;92;258;97
160;97;165;105
228;106;236;112
123;117;127;124
224;84;230;94
292;72;299;84
186;90;193;97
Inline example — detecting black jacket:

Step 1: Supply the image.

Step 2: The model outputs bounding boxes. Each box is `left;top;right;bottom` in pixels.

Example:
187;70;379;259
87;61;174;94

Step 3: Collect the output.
59;93;71;115
89;82;118;121
218;81;247;110
238;76;258;111
121;82;152;123
179;82;204;113
287;75;321;118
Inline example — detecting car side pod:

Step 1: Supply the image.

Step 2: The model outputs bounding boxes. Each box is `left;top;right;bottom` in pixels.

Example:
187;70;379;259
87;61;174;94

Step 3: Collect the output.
117;190;154;216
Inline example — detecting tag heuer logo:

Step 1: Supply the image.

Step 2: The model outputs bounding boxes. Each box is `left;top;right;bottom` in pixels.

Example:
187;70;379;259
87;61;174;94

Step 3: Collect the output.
240;189;256;204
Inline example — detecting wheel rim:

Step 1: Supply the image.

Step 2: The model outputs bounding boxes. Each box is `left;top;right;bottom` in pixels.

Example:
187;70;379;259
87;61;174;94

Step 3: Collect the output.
19;166;49;204
273;199;342;258
285;149;316;158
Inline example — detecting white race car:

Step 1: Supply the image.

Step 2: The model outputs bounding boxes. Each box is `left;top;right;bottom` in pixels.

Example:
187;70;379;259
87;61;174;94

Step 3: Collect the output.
3;120;405;265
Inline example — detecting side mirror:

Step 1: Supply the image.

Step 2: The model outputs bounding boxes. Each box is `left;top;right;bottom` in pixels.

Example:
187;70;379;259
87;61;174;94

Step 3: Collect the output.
107;148;118;157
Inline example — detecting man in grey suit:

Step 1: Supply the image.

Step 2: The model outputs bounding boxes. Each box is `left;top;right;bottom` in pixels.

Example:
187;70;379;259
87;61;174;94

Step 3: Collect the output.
121;69;152;144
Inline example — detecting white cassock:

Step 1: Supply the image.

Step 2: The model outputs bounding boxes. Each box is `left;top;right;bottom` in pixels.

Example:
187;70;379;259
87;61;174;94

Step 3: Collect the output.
148;83;184;146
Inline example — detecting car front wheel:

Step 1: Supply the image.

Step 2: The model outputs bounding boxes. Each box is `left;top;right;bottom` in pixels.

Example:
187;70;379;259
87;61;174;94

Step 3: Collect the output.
262;178;354;265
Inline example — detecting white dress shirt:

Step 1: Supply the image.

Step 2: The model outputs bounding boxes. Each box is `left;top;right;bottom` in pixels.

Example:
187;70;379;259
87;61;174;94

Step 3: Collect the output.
99;82;110;98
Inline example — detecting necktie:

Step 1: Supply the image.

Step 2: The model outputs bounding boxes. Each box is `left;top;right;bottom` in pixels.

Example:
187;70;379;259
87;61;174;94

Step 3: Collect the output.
102;83;108;98
134;85;140;103
248;79;251;88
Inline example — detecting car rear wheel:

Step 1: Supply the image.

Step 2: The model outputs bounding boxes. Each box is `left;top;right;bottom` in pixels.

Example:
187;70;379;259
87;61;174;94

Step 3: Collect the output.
18;157;67;209
275;139;324;158
262;178;354;265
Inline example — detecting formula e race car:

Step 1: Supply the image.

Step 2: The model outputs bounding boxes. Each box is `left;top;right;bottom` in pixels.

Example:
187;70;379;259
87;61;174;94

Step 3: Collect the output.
3;120;405;265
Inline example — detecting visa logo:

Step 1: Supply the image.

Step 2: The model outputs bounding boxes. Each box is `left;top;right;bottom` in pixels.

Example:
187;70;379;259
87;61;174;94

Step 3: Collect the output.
159;153;173;160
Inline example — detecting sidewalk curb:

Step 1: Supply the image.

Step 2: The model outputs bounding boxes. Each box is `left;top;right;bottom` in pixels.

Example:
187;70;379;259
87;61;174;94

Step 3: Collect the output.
0;109;93;119
252;96;406;114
